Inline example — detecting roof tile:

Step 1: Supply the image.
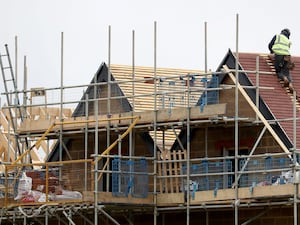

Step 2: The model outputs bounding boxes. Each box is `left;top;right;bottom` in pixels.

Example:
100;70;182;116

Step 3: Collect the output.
237;53;300;147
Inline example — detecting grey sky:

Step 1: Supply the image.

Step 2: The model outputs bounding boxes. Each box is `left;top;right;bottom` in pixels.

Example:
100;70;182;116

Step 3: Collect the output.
1;0;299;100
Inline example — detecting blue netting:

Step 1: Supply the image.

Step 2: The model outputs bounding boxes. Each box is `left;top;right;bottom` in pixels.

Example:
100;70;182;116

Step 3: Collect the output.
112;158;148;198
131;159;148;198
182;160;232;191
198;74;219;112
239;157;292;187
0;173;14;198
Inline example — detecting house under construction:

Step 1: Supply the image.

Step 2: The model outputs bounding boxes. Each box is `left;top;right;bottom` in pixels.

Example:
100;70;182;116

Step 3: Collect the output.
1;30;300;225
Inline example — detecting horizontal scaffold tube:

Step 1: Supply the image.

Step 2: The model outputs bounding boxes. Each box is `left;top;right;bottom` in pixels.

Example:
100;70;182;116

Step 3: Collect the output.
13;116;140;164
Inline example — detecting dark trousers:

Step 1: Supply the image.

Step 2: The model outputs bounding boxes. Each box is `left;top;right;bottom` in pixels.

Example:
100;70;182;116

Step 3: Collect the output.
274;54;292;82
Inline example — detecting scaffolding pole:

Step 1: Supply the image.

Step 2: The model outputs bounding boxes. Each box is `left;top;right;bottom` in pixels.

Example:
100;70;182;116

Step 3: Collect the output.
153;20;158;225
234;13;239;225
94;67;99;225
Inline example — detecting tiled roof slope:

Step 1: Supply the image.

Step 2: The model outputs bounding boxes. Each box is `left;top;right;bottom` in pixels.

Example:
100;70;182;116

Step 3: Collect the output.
236;52;300;149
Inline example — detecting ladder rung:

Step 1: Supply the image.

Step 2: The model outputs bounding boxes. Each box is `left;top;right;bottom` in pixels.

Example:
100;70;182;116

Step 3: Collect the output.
0;54;8;57
4;79;13;82
2;66;12;70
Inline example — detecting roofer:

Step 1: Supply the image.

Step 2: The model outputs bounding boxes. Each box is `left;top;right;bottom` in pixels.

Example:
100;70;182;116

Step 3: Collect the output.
268;28;295;92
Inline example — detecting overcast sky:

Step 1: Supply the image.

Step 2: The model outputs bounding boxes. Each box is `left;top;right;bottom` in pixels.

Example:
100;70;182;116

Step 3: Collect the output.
1;0;299;105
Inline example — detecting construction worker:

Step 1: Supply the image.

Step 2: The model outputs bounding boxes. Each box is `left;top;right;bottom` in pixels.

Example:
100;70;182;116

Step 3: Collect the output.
268;28;294;92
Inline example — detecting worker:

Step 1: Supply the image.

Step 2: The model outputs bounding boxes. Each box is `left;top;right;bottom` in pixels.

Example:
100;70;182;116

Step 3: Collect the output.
268;28;294;92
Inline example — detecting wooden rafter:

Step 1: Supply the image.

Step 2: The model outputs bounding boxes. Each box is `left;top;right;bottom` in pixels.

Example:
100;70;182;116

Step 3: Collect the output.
0;106;72;168
223;65;291;156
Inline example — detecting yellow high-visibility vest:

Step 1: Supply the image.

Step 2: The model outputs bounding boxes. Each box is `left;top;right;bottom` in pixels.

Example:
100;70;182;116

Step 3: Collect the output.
272;34;291;55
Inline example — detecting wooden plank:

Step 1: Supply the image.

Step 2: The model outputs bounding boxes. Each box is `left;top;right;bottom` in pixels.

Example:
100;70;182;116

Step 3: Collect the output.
192;188;235;203
0;111;18;150
0;146;6;163
83;191;154;205
82;185;298;206
110;64;204;77
162;152;168;193
157;151;163;193
157;184;297;205
0;132;16;163
191;184;296;204
30;149;43;163
239;184;294;199
0;111;9;131
178;150;183;193
167;151;174;193
156;193;184;206
173;151;179;193
158;150;187;194
27;107;73;118
18;104;227;134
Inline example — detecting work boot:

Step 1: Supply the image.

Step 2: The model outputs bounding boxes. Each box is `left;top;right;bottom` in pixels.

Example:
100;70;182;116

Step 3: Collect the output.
289;83;294;94
283;76;289;87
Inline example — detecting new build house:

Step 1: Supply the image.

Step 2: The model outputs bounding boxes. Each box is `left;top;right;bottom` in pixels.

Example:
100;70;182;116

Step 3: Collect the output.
0;48;300;224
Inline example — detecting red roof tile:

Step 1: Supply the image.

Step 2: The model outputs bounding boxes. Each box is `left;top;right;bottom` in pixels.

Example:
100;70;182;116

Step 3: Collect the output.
237;53;300;148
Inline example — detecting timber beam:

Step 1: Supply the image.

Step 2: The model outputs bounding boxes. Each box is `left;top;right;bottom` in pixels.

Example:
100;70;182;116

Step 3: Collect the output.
18;104;227;135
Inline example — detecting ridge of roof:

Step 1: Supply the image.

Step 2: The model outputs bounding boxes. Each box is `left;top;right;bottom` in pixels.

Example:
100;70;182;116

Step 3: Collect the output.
232;51;300;58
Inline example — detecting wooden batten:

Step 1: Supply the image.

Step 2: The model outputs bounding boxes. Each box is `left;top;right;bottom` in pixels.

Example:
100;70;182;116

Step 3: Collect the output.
157;150;186;193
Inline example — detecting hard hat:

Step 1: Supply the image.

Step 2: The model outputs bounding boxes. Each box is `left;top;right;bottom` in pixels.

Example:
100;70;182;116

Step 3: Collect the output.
281;28;291;38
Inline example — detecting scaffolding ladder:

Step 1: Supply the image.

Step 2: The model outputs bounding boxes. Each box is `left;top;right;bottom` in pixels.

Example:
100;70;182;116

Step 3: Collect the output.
0;44;24;154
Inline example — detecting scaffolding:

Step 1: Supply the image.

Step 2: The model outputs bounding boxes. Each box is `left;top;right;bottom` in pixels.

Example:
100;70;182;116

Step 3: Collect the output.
0;16;300;225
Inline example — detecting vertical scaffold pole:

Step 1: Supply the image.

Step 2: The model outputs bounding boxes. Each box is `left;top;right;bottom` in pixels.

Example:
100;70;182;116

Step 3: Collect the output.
204;22;209;160
130;29;135;157
234;13;239;225
153;21;158;225
58;32;64;213
59;32;64;163
23;56;27;120
293;91;297;225
15;36;18;88
255;56;260;122
186;62;191;225
204;21;208;74
106;25;112;192
132;29;135;112
94;73;99;225
85;93;89;192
